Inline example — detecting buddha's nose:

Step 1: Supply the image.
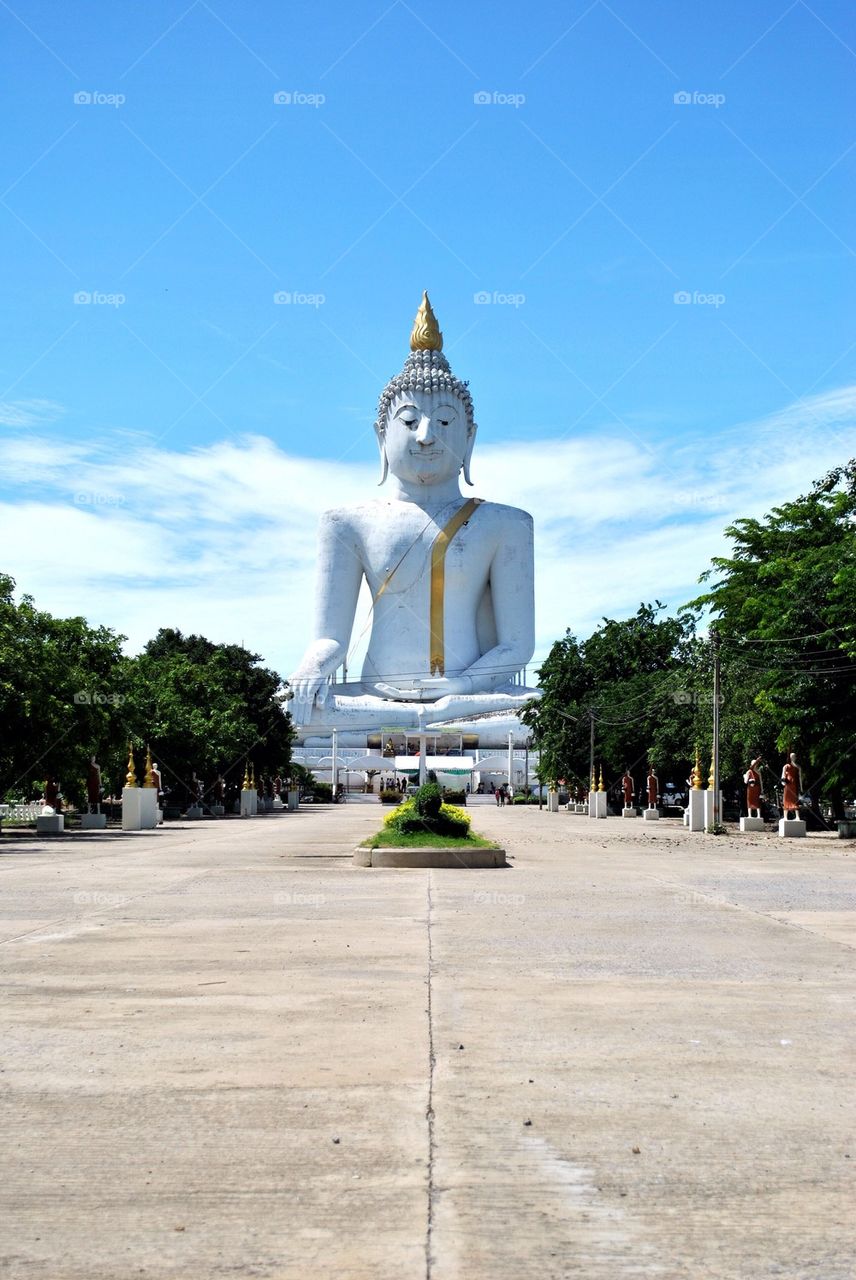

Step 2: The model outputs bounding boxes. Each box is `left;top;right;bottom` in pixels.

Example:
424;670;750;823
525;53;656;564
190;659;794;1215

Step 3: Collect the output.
415;414;435;444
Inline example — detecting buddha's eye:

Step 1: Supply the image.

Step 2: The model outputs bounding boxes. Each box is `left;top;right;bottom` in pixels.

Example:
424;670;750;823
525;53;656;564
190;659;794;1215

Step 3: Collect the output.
402;417;417;428
437;418;450;427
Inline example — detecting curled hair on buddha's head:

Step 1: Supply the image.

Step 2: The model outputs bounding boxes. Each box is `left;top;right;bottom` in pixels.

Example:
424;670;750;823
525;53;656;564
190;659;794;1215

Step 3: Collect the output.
374;293;478;486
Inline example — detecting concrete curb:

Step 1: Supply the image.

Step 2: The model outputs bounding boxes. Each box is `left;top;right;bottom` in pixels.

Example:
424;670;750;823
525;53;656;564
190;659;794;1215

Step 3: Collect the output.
354;845;507;868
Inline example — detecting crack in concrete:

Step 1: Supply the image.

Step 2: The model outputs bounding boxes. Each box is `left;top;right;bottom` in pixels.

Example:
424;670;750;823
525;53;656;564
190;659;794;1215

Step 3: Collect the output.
426;870;436;1280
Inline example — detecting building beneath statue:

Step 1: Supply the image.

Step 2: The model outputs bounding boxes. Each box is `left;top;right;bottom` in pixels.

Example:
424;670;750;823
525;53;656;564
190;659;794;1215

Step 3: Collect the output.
288;293;540;788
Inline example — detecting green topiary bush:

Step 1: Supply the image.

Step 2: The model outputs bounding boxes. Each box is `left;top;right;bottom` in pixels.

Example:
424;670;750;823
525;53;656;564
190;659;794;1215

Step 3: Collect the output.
383;786;472;839
414;782;443;820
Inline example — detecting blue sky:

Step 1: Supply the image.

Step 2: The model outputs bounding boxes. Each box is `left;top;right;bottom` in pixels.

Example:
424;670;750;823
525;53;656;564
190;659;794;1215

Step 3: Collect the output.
1;0;854;676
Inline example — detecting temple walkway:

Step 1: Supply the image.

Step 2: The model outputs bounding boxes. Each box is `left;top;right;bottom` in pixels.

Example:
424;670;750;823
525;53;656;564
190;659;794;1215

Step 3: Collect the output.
1;807;853;1279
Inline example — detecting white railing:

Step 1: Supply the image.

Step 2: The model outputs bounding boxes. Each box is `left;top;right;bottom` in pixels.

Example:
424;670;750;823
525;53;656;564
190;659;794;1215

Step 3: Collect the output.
0;802;42;821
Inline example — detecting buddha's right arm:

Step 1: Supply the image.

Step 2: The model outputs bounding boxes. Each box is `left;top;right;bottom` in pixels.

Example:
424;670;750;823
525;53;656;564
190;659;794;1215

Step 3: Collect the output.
288;511;364;713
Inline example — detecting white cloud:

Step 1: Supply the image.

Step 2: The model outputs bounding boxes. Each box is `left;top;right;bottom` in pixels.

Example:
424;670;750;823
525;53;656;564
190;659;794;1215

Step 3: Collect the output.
0;398;65;428
0;387;853;679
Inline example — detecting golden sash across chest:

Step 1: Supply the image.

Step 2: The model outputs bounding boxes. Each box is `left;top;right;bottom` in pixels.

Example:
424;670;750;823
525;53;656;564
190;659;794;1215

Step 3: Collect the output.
429;497;483;676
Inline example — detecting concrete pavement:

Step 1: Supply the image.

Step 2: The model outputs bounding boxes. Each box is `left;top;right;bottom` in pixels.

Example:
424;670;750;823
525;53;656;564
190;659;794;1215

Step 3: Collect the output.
1;806;854;1279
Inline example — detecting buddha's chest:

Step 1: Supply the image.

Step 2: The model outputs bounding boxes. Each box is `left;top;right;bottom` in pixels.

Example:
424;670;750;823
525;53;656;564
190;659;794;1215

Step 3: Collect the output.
360;506;491;596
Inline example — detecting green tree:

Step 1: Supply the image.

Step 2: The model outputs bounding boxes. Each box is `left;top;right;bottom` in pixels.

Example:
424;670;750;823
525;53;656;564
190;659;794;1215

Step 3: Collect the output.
0;574;127;805
121;628;294;803
687;460;856;818
524;603;702;799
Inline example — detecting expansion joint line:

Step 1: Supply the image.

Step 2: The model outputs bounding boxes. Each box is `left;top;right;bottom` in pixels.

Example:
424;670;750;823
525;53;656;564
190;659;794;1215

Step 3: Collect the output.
425;872;437;1279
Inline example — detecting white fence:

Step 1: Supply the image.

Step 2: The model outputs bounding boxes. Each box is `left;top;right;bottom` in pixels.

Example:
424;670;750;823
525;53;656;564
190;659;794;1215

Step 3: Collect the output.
0;802;42;822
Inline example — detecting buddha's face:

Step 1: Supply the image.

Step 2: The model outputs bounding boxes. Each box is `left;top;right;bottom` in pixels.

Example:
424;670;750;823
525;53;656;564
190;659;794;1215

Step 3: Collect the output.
383;390;473;487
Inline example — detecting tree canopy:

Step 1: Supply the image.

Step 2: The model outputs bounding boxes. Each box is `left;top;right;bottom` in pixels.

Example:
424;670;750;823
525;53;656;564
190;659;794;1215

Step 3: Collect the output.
0;583;293;807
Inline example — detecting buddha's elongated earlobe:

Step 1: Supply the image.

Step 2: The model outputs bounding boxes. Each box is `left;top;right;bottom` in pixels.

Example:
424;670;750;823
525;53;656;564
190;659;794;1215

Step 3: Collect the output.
462;423;477;486
375;426;388;486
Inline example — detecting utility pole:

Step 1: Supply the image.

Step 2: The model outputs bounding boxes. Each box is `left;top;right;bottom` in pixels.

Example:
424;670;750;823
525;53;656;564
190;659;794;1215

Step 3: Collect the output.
331;727;338;801
588;709;595;792
711;626;721;828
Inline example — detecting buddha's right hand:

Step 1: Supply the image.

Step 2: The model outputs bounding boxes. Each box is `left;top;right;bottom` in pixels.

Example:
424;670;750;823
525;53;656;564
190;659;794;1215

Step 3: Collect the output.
288;672;330;725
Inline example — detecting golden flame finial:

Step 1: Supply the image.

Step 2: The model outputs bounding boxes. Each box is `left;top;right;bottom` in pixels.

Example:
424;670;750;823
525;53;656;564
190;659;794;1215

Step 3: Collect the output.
597;765;605;793
242;762;251;791
143;745;155;788
410;291;443;352
708;751;715;790
125;743;138;789
692;745;702;790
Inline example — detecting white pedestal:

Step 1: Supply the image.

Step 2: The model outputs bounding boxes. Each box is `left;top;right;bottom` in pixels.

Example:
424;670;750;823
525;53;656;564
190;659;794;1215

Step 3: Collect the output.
36;813;64;834
80;813;106;830
263;798;274;812
547;792;559;813
687;789;705;833
779;818;806;838
210;804;225;816
622;807;637;818
576;803;586;814
273;796;284;810
703;790;723;828
287;790;299;811
740;816;765;832
185;805;203;820
122;787;158;831
587;792;607;819
240;790;258;816
643;807;659;821
683;809;689;827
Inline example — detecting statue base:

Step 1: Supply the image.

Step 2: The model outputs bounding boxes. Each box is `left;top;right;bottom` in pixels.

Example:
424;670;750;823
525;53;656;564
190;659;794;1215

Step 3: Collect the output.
36;813;64;834
122;788;158;831
740;816;765;832
588;792;607;819
185;805;204;820
643;807;659;821
240;791;257;817
687;790;705;833
704;790;723;827
779;817;806;838
622;807;637;818
81;813;107;830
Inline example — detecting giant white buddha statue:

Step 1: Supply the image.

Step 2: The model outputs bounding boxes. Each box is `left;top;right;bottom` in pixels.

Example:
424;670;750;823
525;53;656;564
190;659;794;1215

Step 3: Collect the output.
289;293;539;737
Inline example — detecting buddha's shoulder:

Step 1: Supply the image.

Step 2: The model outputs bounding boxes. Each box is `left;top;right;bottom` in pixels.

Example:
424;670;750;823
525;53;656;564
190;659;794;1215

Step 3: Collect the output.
472;499;533;527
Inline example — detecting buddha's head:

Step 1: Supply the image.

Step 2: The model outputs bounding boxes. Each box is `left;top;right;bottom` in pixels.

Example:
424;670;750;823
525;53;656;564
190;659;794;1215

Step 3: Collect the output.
374;293;477;488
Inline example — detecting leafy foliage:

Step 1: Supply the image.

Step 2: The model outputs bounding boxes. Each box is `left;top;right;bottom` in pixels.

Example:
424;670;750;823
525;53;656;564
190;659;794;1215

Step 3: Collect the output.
383;786;471;838
686;459;856;815
523;603;702;799
0;583;293;807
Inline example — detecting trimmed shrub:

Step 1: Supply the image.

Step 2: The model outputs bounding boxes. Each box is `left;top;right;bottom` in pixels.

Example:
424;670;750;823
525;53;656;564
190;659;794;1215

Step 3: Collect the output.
379;789;403;804
383;788;472;839
414;782;443;821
